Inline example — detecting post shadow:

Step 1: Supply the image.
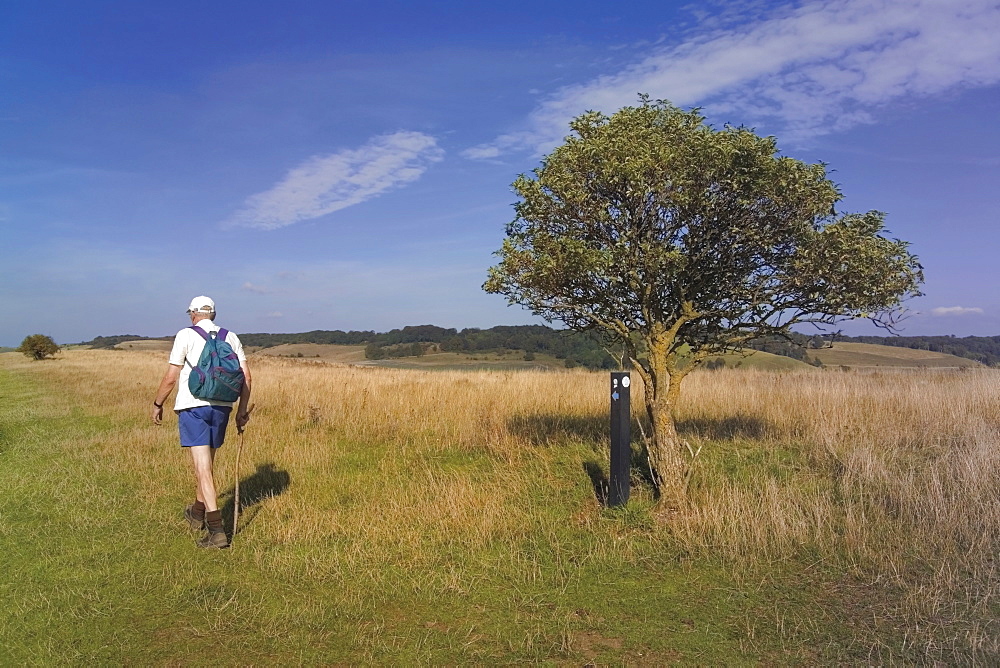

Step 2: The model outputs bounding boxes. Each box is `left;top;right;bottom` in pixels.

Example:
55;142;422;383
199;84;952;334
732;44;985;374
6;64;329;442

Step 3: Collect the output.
219;462;291;536
517;409;774;507
512;410;661;505
585;440;662;506
583;460;609;505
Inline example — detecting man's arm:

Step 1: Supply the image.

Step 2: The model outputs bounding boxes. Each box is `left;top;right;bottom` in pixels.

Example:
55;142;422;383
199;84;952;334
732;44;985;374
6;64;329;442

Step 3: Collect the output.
235;361;253;431
151;364;181;425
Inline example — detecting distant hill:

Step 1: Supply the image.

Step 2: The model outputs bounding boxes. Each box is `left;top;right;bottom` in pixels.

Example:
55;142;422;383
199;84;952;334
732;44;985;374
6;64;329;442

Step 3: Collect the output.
112;339;172;352
751;332;1000;367
79;325;1000;370
85;334;164;349
809;342;981;369
710;350;815;371
835;334;1000;366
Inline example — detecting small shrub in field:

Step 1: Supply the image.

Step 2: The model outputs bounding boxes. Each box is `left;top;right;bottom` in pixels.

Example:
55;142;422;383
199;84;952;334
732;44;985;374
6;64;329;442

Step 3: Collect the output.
18;334;60;360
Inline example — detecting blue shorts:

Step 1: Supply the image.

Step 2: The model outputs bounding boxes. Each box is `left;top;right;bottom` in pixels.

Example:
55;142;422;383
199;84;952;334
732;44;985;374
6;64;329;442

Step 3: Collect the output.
178;405;232;448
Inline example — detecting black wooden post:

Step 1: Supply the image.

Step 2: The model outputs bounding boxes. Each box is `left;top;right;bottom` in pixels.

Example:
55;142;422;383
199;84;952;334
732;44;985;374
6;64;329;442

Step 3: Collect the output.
609;371;631;506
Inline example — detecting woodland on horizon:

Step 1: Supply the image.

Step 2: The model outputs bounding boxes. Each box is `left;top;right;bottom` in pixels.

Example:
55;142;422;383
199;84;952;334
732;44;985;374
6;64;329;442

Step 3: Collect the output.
78;325;1000;369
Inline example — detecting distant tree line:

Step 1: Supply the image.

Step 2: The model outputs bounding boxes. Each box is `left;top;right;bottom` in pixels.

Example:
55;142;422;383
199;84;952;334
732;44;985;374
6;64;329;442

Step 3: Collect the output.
79;327;1000;368
240;330;376;347
745;334;810;361
241;324;621;369
361;325;620;368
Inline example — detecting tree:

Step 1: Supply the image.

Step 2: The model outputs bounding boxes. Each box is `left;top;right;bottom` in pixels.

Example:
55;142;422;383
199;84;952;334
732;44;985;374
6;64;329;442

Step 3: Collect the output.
18;334;60;360
364;343;386;360
484;99;923;508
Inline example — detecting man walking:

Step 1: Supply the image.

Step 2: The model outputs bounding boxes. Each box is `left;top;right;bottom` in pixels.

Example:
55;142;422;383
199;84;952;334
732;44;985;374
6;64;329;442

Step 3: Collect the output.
151;296;252;548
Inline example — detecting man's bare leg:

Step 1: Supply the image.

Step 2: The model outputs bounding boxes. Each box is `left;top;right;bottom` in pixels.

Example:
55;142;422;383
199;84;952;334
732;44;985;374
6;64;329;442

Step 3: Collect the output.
188;445;218;511
188;445;228;547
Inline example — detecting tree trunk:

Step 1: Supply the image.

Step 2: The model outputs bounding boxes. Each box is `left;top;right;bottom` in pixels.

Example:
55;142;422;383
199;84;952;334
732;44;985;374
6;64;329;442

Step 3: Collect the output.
633;343;688;509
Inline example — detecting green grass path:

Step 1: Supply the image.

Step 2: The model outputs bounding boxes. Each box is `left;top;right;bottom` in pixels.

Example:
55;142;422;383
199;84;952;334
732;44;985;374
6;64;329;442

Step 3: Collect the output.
0;366;865;664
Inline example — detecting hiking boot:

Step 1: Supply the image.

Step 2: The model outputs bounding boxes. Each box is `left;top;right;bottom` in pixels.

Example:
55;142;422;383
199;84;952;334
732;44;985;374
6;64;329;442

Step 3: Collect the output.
196;530;229;549
184;504;206;531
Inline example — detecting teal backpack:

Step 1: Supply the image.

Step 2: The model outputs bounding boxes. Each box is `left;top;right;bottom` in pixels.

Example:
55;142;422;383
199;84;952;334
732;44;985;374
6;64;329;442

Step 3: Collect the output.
186;326;245;402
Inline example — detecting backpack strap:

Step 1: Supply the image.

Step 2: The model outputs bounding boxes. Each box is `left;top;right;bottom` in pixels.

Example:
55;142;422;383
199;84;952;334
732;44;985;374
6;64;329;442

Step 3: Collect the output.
190;325;227;341
185;325;217;369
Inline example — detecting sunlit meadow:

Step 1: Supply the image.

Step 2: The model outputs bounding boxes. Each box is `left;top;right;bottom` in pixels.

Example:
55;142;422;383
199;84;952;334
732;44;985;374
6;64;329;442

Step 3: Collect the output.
1;349;997;663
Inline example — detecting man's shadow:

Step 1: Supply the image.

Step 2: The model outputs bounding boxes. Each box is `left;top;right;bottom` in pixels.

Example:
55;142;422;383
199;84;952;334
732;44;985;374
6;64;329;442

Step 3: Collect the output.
219;462;291;536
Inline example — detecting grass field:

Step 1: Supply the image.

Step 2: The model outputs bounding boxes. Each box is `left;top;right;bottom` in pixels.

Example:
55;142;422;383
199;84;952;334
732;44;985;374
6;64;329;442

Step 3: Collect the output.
2;350;997;663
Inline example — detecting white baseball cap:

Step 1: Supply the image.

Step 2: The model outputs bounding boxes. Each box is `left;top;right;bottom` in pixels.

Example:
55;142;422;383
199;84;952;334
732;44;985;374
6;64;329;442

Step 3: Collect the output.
187;296;216;314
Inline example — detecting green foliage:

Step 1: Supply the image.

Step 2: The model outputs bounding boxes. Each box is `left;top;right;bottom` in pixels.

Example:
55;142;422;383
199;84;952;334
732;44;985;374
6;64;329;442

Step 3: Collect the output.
484;97;923;499
745;335;808;360
366;341;428;360
485;98;924;361
17;334;60;360
364;342;387;360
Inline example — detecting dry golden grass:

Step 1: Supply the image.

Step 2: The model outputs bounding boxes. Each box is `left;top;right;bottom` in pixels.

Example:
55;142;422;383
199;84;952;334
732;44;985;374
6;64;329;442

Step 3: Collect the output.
675;367;1000;657
2;349;997;660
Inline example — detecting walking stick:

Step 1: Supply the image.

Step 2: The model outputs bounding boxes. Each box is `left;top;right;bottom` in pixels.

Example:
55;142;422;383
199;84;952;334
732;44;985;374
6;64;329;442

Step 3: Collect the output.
233;403;255;545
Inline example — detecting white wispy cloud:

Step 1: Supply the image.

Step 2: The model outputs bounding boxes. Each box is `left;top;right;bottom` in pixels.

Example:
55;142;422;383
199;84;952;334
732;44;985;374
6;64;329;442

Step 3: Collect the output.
464;0;1000;157
931;306;985;316
241;281;271;294
228;131;444;230
460;145;502;160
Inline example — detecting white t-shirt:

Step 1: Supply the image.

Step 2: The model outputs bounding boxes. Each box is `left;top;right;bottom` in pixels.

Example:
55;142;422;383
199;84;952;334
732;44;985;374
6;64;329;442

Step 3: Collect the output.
168;320;247;411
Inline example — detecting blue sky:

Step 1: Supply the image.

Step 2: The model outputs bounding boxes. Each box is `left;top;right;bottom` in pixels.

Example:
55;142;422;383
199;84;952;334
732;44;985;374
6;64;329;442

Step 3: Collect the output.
2;0;999;346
